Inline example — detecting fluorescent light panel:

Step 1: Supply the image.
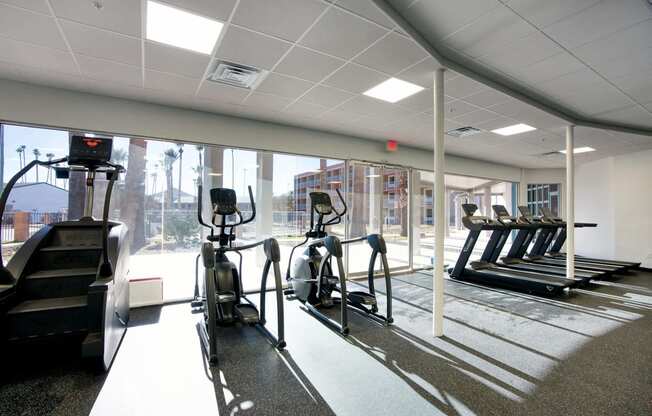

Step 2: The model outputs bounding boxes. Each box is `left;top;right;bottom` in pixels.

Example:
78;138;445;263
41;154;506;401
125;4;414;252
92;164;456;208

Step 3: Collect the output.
146;1;223;55
491;123;536;136
363;78;424;103
559;147;596;154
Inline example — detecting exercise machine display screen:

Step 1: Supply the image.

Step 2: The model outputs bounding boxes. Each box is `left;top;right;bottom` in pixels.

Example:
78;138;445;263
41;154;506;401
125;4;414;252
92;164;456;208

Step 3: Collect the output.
69;135;113;166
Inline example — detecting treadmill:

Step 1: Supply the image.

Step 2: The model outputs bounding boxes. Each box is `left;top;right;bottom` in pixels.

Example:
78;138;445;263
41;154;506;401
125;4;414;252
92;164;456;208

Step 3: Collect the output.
448;204;576;296
491;205;597;285
518;206;626;274
540;207;641;270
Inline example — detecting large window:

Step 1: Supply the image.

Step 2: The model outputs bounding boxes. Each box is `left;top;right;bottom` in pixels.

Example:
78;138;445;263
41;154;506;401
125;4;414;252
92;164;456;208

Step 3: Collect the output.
527;183;560;216
412;172;518;270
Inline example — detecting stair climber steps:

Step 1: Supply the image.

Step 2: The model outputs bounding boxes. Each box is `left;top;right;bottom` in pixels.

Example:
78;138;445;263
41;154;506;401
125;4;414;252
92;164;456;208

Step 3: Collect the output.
6;296;88;340
22;267;97;299
35;246;102;270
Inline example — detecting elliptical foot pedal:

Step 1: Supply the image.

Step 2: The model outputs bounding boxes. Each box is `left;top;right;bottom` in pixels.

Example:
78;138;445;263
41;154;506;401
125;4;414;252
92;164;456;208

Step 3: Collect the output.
234;304;260;325
216;291;237;304
347;291;376;305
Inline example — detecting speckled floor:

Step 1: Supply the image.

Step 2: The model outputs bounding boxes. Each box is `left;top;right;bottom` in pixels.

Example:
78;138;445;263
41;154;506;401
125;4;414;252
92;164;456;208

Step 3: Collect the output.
1;269;651;416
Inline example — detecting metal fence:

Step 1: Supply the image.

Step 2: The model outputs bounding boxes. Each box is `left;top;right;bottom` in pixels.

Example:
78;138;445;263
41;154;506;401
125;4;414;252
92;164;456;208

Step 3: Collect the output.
2;211;67;243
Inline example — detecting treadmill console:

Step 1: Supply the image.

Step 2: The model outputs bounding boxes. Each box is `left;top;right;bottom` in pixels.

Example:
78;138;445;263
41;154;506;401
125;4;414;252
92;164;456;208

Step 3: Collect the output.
462;203;478;216
540;206;559;220
69;135;113;168
492;205;510;217
517;205;533;218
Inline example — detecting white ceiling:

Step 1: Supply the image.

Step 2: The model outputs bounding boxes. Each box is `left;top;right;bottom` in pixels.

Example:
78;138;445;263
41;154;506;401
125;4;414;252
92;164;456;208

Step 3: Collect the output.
0;0;650;169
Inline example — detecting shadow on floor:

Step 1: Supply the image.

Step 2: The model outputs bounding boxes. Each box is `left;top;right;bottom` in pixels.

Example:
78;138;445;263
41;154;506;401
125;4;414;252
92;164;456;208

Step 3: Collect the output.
205;324;335;416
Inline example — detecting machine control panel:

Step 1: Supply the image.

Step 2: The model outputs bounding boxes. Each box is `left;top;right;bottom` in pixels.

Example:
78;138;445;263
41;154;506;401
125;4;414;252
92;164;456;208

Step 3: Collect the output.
68;135;113;167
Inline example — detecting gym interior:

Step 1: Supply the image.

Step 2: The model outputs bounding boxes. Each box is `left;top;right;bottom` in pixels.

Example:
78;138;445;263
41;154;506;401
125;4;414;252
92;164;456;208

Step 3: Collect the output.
0;1;651;415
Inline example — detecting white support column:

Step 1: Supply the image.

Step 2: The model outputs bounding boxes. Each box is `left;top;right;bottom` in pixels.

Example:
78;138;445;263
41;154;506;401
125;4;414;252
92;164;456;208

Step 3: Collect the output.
433;68;445;337
565;125;575;280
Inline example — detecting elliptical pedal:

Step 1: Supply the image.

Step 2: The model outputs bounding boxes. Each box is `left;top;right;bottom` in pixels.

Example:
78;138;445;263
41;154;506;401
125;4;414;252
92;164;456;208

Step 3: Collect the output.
347;291;377;306
234;304;260;325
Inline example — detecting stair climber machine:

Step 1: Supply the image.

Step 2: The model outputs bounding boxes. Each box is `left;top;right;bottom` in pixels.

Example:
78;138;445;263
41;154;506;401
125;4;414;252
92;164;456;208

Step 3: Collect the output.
491;205;598;284
285;189;392;335
448;203;576;296
191;183;285;364
517;206;626;274
539;207;640;270
0;135;129;371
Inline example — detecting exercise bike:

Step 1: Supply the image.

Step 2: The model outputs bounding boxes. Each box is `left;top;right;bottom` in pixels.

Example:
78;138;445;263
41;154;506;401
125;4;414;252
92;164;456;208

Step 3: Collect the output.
192;183;285;364
285;189;393;335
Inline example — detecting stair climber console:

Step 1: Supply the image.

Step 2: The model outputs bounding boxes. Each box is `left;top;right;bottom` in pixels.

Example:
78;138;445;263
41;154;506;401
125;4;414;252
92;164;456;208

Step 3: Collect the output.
0;135;129;371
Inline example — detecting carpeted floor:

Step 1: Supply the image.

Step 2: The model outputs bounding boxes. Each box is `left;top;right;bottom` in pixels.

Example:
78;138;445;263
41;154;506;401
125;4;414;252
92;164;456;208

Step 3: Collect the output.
1;269;651;415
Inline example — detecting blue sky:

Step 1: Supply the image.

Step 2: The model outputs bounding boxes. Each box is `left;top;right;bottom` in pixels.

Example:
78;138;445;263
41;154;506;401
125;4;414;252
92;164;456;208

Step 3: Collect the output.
2;124;342;198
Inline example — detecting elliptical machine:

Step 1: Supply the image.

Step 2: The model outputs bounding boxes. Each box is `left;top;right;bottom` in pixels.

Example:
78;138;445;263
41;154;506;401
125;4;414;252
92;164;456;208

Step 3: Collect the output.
285;189;393;335
192;183;285;364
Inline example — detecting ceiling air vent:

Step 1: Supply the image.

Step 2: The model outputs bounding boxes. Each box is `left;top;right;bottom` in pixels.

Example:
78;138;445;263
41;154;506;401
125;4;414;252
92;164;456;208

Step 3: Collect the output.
446;126;482;138
207;61;267;89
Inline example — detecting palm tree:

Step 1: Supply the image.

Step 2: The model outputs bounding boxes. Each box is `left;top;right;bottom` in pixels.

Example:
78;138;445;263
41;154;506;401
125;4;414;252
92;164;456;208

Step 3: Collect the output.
16;145;26;182
176;143;184;208
111;148;127;166
45;153;55;184
163;148;178;208
32;148;41;182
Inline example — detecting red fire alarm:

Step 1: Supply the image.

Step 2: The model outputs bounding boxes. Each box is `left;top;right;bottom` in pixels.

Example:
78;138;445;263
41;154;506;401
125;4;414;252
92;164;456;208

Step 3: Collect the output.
386;139;398;152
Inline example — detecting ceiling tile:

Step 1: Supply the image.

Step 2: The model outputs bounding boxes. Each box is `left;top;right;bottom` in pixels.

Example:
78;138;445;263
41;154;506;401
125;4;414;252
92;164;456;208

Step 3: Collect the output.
244;92;293;110
162;0;236;20
275;46;345;82
0;4;66;50
215;26;292;70
145;70;202;95
51;0;141;37
354;32;426;74
399;0;501;42
544;0;651;49
486;99;527;118
556;86;633;116
442;5;535;59
398;89;433;112
478;31;563;70
61;20;141;66
462;88;511;107
0;0;49;14
571;20;652;67
77;55;141;86
196;80;249;103
301;85;354;107
255;72;313;99
145;42;210;79
323;63;387;93
394;57;456;88
506;0;600;27
596;105;652;128
300;7;388;60
451;109;499;126
334;0;396;29
506;52;585;86
285;100;329;118
232;0;327;42
0;36;77;74
444;100;478;118
336;95;413;119
444;75;485;99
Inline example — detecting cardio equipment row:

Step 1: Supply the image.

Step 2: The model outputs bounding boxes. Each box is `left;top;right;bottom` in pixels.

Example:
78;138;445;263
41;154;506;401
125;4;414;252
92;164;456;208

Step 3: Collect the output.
191;185;393;364
449;203;640;296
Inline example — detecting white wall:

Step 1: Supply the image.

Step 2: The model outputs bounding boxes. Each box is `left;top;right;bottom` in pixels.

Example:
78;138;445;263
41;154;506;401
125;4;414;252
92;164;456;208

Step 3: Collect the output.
575;150;652;267
0;79;522;182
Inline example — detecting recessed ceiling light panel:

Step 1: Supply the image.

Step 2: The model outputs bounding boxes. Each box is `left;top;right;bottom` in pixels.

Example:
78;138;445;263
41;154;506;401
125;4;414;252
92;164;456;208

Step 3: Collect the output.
363;78;424;103
146;1;223;55
491;123;536;136
559;146;596;154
